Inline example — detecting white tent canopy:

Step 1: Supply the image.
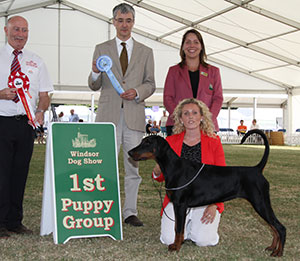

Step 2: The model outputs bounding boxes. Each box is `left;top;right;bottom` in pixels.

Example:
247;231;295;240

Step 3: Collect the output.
1;0;300;132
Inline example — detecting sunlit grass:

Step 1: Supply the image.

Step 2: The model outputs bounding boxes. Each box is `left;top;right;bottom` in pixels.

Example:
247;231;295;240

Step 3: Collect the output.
0;143;299;260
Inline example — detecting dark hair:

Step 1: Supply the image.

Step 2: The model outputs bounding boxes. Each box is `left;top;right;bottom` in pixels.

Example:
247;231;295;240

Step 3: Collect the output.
113;3;135;20
179;29;208;68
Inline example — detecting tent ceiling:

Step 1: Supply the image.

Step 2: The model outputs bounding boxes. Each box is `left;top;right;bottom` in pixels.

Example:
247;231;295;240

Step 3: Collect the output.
1;0;299;108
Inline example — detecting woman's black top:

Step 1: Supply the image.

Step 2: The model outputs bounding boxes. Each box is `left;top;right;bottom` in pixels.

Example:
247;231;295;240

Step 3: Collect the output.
181;142;201;163
188;70;200;98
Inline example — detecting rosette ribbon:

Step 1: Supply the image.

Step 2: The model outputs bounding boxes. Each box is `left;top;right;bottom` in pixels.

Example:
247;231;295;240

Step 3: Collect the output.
8;71;37;128
96;55;125;95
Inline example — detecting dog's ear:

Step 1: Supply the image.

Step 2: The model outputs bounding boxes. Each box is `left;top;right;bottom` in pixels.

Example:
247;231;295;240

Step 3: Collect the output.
153;136;169;156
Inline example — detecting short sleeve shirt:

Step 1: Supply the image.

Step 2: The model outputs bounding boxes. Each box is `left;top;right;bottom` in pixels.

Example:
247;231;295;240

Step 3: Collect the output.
0;44;53;116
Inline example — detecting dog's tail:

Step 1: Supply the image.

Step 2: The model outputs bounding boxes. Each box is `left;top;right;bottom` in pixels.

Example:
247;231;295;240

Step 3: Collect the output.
240;129;270;170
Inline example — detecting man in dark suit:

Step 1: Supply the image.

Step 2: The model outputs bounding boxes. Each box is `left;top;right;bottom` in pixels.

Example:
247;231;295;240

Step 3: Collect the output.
88;3;155;226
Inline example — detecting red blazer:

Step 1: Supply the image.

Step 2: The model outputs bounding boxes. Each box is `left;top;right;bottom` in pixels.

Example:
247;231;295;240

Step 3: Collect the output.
163;64;223;131
153;131;226;215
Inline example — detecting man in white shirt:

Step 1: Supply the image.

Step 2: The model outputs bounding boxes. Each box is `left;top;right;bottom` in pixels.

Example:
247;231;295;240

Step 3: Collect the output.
0;16;53;238
88;3;155;226
159;110;168;137
69;109;79;122
250;119;260;130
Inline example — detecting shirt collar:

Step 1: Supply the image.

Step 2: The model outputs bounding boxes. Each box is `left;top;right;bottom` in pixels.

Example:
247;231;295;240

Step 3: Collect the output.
115;37;133;49
5;43;24;57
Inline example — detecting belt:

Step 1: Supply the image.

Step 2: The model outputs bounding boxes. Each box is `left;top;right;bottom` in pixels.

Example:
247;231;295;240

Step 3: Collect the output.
14;114;27;120
0;114;27;120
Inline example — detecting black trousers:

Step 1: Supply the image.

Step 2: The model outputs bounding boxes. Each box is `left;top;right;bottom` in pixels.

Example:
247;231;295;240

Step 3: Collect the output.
0;115;35;229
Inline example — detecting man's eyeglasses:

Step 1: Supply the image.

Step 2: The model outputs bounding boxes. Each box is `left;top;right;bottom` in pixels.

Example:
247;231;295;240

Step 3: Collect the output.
114;18;134;24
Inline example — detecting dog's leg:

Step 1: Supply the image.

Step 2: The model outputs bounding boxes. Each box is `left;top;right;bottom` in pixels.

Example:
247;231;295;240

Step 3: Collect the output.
267;220;286;257
246;183;286;257
168;203;187;252
265;224;287;257
265;225;279;252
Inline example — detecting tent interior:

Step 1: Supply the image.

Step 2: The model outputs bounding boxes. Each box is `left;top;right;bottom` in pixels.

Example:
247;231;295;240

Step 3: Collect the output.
1;0;300;134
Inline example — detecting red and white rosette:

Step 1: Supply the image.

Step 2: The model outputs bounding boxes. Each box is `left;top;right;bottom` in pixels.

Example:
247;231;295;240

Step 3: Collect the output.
8;71;37;128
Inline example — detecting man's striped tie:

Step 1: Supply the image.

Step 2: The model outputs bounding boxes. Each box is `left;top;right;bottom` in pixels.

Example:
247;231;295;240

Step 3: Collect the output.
11;49;22;102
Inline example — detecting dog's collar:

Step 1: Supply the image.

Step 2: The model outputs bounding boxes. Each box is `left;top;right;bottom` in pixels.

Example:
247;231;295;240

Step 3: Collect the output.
165;164;205;191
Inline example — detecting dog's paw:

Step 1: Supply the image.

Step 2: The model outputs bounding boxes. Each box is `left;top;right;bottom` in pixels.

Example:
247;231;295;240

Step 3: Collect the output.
270;249;283;257
265;246;275;252
168;243;179;252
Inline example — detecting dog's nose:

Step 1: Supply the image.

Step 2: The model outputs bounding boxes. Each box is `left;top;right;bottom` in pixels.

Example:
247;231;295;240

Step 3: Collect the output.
128;149;134;157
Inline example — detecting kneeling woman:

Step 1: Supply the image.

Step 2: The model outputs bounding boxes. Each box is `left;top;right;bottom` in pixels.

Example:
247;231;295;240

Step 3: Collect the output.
152;98;226;247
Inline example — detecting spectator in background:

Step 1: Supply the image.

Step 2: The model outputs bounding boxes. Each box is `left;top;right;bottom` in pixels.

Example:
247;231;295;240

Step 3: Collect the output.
237;120;247;135
159;110;168;137
150;120;160;134
69;109;79;122
163;29;223;136
58;111;64;122
145;119;152;135
250;119;259;130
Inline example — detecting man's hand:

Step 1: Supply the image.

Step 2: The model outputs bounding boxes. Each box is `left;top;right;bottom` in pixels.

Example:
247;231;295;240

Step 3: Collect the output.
34;92;50;126
120;88;137;100
34;111;44;126
92;60;100;73
0;88;17;100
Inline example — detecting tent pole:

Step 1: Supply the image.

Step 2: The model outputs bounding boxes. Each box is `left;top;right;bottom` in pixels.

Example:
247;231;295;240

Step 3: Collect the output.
228;106;231;129
287;91;293;135
58;2;61;85
253;97;257;120
91;94;95;122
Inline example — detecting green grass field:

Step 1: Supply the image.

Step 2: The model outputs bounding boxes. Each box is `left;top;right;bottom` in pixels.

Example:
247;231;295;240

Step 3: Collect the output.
1;143;299;260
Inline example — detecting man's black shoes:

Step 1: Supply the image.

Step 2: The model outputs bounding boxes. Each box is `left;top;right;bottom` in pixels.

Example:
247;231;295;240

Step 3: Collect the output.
124;215;143;227
0;227;10;238
7;224;33;235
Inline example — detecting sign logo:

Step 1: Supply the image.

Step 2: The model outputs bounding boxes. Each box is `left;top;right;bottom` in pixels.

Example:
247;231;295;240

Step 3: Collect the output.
72;130;96;148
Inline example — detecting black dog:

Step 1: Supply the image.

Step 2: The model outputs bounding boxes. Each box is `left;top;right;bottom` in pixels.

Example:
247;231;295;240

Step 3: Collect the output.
128;129;286;257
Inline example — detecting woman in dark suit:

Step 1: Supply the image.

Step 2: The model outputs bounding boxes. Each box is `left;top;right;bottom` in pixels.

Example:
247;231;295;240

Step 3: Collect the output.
164;29;223;135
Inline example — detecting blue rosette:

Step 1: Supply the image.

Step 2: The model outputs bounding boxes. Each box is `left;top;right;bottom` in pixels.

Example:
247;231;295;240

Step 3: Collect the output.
96;55;125;95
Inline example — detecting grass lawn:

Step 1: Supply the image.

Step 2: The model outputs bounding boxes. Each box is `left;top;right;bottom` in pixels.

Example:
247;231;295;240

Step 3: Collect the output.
1;143;299;260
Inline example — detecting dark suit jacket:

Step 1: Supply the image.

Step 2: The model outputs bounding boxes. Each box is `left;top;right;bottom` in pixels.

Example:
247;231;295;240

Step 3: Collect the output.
88;38;155;132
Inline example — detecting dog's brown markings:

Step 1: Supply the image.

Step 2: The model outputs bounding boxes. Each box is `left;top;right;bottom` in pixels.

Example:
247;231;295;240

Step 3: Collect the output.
128;130;286;257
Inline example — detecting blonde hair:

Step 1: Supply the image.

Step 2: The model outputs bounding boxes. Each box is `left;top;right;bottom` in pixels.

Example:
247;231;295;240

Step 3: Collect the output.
172;98;216;137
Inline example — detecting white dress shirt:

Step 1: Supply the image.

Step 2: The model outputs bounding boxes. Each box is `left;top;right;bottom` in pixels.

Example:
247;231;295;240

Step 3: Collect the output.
91;37;133;81
115;37;133;62
0;43;53;116
91;37;139;99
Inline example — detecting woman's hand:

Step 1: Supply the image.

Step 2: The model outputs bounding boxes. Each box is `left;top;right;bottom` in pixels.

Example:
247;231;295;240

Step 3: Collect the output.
201;204;217;224
152;163;161;177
